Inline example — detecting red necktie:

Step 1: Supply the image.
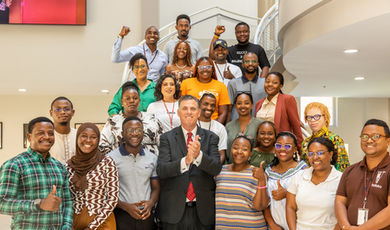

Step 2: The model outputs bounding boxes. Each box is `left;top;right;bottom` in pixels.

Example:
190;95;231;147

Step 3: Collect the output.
186;132;196;201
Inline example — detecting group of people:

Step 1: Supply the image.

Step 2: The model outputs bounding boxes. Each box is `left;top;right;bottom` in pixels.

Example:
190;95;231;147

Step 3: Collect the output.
0;13;390;230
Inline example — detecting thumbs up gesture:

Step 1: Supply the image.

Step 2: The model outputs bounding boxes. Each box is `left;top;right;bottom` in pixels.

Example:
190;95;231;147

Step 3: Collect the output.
223;66;235;80
39;185;62;211
252;161;267;183
272;179;287;201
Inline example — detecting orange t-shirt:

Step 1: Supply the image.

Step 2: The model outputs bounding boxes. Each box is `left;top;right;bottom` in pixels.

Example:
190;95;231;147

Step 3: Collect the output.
180;78;231;120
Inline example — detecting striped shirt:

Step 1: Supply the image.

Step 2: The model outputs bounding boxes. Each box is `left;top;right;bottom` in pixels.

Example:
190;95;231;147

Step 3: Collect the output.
0;148;73;230
265;161;307;230
67;156;119;229
216;165;267;229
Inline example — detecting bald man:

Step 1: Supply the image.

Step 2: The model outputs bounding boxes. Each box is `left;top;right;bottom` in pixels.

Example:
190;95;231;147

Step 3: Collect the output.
111;26;168;82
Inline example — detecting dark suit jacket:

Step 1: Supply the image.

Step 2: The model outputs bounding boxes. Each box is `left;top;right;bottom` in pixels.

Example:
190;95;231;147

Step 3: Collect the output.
254;93;303;149
157;126;222;225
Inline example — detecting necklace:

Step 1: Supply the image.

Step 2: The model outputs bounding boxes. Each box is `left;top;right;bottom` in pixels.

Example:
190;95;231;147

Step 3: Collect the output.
175;63;187;69
163;100;176;129
239;118;252;134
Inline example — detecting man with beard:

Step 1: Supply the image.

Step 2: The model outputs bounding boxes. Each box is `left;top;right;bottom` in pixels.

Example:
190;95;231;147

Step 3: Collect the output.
198;93;227;164
111;26;168;82
211;39;242;87
0;117;73;229
163;14;203;64
49;96;76;164
209;23;270;77
108;116;160;230
227;52;267;121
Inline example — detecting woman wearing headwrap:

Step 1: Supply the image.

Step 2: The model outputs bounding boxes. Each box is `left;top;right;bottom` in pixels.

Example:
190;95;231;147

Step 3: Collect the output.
67;123;119;230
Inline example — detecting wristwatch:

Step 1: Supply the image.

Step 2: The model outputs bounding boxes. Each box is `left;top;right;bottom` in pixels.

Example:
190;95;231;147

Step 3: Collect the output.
34;199;42;210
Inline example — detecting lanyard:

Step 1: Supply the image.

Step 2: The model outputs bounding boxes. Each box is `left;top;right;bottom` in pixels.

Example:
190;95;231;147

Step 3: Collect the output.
363;168;378;208
143;44;158;66
215;62;227;80
163;101;175;129
197;120;211;131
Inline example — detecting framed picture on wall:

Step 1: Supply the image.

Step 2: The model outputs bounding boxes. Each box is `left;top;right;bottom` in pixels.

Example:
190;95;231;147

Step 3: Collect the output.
0;122;3;149
74;123;105;132
23;123;28;149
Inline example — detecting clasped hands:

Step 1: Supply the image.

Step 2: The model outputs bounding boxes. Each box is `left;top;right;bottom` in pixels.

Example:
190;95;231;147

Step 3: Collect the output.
185;135;201;165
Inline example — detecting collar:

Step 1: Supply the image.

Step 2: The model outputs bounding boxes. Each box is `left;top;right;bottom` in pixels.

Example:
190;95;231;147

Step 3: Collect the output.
142;43;159;54
263;93;279;105
175;36;192;43
302;166;340;182
181;126;197;138
119;144;145;156
359;153;390;170
310;126;329;139
131;79;156;89
27;147;52;162
241;73;259;83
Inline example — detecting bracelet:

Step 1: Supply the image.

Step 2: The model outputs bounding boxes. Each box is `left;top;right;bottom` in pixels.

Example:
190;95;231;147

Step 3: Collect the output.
118;35;123;39
213;33;220;39
257;185;267;190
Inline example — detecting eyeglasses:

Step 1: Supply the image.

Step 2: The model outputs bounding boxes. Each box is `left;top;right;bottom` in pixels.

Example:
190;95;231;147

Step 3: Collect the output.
243;60;257;64
360;134;384;142
275;143;293;151
305;114;324;122
307;151;327;158
133;65;147;70
126;128;143;134
197;65;212;71
53;108;72;113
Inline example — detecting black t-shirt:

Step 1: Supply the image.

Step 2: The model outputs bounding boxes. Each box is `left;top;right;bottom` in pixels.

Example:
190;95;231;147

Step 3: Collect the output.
227;43;270;70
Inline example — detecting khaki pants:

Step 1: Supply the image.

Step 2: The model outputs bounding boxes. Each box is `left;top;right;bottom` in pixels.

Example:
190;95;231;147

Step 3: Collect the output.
73;207;116;230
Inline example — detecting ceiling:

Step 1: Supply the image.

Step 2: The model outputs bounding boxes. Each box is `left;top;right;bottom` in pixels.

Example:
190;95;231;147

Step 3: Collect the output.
284;13;390;97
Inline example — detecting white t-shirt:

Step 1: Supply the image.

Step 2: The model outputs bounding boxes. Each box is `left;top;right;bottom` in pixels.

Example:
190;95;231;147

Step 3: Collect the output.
50;128;77;164
198;120;227;151
146;100;181;132
213;61;242;87
288;166;342;230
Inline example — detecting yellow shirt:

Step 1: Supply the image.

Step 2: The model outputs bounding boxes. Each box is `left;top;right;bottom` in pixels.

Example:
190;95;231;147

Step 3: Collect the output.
256;93;279;122
181;78;231;120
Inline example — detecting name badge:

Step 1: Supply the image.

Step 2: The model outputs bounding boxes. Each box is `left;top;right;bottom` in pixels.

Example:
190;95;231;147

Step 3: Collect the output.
357;208;369;225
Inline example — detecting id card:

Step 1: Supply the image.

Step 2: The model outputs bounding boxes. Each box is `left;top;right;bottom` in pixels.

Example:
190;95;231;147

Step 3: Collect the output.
357;208;369;225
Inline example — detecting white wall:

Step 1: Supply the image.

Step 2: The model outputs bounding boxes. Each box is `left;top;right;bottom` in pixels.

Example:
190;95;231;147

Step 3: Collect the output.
0;0;142;95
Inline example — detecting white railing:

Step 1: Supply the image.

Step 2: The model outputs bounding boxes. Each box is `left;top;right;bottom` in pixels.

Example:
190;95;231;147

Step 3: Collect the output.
121;6;262;83
253;1;281;66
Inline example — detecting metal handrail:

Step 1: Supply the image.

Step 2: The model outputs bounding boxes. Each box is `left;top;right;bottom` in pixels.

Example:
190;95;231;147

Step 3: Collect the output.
122;6;263;83
254;3;278;45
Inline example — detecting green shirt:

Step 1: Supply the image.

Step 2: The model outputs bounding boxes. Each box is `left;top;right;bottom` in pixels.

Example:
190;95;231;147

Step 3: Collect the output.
248;150;275;169
0;148;73;230
108;80;156;116
225;118;263;164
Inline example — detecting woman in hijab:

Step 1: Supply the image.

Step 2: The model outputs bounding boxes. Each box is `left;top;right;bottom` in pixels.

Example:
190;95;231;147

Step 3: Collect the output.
67;123;119;230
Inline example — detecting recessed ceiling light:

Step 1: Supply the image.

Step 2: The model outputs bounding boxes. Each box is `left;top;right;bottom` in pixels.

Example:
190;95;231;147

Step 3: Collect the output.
344;49;359;54
18;88;27;92
101;89;110;94
354;76;365;81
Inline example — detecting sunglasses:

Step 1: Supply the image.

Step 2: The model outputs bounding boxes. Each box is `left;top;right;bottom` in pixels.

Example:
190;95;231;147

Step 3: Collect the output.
305;114;324;122
307;151;327;158
275;143;293;151
197;65;212;70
